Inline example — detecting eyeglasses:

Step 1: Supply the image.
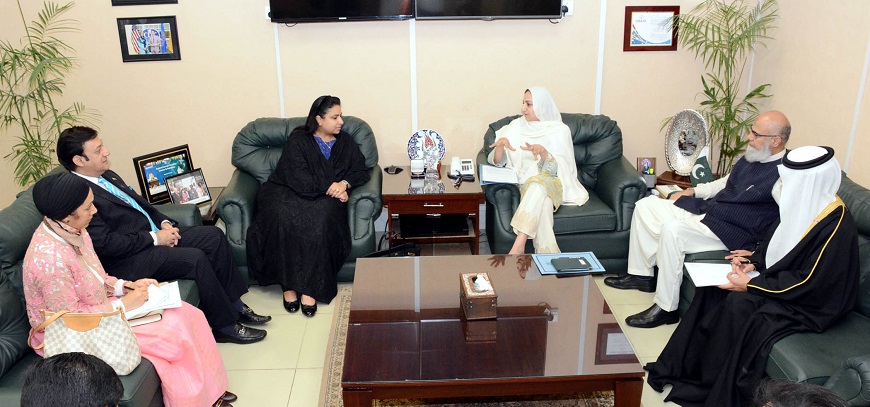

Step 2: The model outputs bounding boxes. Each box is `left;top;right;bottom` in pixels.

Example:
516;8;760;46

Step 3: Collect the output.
749;129;780;139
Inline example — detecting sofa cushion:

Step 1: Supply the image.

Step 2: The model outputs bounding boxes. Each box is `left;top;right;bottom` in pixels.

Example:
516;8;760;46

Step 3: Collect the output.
552;193;616;235
232;116;379;185
766;312;870;384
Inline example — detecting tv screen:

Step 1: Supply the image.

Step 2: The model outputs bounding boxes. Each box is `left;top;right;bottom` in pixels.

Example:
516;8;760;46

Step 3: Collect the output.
270;0;414;23
416;0;563;20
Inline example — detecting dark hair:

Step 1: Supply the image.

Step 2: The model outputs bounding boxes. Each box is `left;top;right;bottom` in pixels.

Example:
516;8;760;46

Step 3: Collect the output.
302;95;341;134
754;379;849;407
21;352;123;407
57;126;99;171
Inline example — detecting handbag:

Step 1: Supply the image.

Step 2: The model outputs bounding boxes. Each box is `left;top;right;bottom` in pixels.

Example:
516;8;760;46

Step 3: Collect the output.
364;242;422;258
29;308;142;375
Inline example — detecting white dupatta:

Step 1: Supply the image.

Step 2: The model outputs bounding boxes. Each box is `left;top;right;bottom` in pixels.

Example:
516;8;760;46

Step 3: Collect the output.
494;87;589;205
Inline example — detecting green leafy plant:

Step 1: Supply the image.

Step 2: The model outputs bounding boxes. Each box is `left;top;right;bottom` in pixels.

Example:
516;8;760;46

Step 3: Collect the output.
0;1;99;186
675;0;778;175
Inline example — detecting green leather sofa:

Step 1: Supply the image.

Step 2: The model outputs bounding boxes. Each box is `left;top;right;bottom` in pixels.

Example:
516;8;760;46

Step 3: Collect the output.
0;167;202;407
678;174;870;405
215;117;383;283
477;113;647;271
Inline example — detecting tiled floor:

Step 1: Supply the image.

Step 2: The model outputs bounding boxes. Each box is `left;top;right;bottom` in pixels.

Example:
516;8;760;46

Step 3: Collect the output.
218;236;679;406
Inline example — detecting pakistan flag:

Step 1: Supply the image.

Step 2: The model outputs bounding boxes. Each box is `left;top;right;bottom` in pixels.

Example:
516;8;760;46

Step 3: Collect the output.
691;146;714;186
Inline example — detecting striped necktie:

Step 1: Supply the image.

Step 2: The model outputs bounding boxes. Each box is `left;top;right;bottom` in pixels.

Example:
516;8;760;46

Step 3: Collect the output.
97;177;159;232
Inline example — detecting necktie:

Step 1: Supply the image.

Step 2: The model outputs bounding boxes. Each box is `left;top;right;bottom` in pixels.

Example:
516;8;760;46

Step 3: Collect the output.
97;177;159;232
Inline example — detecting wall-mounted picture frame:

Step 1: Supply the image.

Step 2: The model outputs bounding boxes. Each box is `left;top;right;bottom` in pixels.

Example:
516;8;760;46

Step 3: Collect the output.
623;6;679;52
112;0;177;5
132;145;193;204
116;16;181;62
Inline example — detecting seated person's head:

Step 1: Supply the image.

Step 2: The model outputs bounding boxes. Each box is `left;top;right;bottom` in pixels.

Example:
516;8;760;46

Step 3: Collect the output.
57;126;110;176
745;110;791;162
755;379;848;407
32;172;95;229
20;352;123;407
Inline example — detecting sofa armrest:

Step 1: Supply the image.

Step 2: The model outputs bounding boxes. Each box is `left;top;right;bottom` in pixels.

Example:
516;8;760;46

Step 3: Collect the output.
156;204;203;227
215;170;261;247
593;157;647;231
347;166;383;260
823;354;870;405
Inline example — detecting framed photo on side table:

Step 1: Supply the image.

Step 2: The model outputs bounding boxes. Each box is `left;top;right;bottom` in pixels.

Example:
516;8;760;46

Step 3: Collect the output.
165;169;211;205
623;6;679;52
132;145;193;204
116;16;181;62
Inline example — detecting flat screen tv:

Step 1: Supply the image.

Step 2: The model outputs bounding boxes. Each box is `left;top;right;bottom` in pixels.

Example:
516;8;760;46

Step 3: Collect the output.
269;0;414;23
416;0;563;20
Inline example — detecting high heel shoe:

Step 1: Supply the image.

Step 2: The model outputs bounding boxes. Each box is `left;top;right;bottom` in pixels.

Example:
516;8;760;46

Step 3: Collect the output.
283;297;300;313
301;302;317;317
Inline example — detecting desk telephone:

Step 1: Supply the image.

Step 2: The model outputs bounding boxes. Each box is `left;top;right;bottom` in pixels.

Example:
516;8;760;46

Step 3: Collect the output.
450;157;475;177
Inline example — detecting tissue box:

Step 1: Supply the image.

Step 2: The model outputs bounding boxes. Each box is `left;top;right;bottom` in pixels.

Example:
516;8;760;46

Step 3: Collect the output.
460;272;497;320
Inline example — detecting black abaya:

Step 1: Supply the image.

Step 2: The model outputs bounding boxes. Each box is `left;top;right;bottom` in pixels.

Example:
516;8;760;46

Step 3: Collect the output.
646;202;859;407
246;128;370;303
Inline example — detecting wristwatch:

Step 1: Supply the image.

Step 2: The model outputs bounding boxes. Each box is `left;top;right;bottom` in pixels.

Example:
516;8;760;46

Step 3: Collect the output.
340;180;351;189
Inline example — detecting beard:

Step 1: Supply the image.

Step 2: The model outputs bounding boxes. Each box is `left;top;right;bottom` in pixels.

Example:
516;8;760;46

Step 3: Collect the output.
744;141;773;162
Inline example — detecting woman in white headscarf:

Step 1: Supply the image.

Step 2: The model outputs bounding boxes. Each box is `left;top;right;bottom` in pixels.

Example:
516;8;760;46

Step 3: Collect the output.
488;87;588;254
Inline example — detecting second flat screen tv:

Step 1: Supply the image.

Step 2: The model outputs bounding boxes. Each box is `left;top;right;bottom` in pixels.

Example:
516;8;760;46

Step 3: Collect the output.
269;0;414;23
416;0;563;20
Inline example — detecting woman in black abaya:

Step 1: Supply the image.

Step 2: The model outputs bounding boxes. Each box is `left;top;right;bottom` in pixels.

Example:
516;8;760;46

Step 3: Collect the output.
246;96;369;317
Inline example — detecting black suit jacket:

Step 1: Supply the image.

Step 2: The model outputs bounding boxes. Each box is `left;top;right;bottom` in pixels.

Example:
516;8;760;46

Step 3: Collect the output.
85;170;175;263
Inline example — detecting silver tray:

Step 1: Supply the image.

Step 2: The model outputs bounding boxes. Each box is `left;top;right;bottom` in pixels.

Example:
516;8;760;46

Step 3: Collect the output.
664;110;708;176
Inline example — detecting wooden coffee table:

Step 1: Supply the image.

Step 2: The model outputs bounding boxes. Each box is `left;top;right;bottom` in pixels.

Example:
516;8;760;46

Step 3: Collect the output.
342;255;644;406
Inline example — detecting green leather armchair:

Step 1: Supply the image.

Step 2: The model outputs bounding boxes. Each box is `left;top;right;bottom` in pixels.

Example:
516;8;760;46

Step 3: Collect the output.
679;174;870;405
215;117;382;283
477;113;647;272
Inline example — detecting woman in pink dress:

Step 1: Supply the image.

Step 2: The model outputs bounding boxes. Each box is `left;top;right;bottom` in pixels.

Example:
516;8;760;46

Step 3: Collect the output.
22;172;237;407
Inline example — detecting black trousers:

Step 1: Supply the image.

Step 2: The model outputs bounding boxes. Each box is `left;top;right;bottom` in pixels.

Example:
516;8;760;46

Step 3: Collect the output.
103;225;247;329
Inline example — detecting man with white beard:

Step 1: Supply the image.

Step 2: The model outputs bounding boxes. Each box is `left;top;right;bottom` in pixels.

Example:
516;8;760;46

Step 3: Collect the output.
605;111;790;328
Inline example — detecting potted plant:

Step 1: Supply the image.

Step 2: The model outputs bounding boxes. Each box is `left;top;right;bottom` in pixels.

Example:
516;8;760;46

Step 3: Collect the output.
675;0;779;176
0;1;99;186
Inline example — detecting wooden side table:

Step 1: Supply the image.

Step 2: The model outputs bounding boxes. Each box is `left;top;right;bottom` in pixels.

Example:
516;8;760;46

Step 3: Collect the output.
382;167;484;254
656;171;693;189
201;186;224;226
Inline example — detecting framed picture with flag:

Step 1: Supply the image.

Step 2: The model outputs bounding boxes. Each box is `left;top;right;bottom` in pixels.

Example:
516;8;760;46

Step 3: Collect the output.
116;16;181;62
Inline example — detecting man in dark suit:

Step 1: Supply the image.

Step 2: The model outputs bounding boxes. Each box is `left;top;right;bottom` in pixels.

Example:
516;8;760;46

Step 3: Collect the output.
57;126;270;345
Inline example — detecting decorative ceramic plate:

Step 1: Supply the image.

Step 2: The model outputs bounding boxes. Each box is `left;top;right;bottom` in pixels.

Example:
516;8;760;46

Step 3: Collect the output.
664;109;709;176
407;129;446;161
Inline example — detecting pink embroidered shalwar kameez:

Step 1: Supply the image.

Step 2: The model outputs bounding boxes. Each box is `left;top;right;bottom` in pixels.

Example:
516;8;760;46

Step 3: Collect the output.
23;222;228;407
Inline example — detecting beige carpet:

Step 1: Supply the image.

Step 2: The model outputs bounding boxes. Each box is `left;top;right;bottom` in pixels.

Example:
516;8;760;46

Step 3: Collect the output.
319;286;615;407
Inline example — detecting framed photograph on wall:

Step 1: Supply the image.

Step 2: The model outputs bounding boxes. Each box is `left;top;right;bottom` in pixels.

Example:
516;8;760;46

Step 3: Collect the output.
116;16;181;62
132;145;194;204
623;6;679;52
112;0;177;5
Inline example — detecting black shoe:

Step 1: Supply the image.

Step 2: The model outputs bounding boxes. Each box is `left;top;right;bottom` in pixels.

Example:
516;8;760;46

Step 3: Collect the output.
214;323;267;344
301;302;317;317
604;274;656;292
238;304;271;325
283;297;300;313
626;304;679;328
220;391;238;402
